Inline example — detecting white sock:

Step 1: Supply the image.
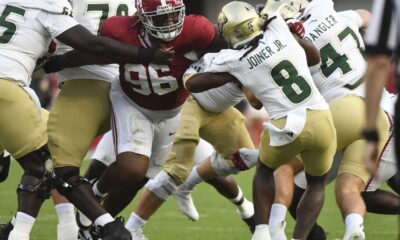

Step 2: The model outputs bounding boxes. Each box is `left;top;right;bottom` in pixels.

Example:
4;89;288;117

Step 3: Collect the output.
125;213;147;231
94;214;114;227
55;203;75;225
92;182;107;198
12;212;35;236
345;213;363;231
183;166;203;190
230;186;244;203
269;203;287;228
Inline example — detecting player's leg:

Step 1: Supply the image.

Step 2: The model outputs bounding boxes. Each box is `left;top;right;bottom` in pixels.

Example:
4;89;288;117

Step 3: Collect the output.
252;117;305;240
172;138;213;221
125;114;180;238
41;108;79;240
83;130;144;217
0;80;52;240
289;153;343;240
49;80;129;239
387;171;400;194
328;95;389;240
84;131;115;181
130;97;205;232
51;190;79;240
335;140;384;240
361;190;400;214
93;102;153;199
268;158;303;240
179;108;257;207
292;110;336;240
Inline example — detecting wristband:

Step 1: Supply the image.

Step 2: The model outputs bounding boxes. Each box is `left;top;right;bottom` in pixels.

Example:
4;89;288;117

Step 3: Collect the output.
138;46;158;64
362;129;379;142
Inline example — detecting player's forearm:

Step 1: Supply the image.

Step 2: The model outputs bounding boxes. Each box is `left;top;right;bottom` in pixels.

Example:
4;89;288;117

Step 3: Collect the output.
185;72;234;93
364;55;391;130
56;25;154;64
43;51;114;73
293;34;320;66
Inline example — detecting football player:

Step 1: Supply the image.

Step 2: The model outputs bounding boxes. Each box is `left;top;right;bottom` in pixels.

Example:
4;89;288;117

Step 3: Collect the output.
42;0;226;238
126;50;260;238
0;0;172;239
184;2;336;239
47;0;136;238
262;1;391;239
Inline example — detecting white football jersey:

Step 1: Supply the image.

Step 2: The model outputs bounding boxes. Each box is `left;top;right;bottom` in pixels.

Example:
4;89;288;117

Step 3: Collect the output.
302;0;366;102
206;15;327;120
0;0;78;86
185;53;245;113
56;0;136;83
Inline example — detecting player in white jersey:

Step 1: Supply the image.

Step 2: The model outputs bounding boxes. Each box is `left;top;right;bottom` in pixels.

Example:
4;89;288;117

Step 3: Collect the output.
0;0;172;239
48;1;136;238
296;2;390;240
259;1;391;239
184;2;336;239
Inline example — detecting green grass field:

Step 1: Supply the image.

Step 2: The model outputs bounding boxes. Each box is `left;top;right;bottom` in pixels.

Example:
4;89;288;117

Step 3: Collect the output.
0;160;399;240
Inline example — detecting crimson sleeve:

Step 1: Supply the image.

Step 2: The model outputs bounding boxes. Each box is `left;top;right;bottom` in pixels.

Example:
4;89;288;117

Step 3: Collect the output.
190;15;217;50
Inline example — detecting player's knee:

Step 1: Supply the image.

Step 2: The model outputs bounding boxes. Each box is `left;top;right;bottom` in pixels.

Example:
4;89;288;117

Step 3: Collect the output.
116;153;149;182
54;168;90;197
16;146;53;200
145;171;178;201
335;174;362;198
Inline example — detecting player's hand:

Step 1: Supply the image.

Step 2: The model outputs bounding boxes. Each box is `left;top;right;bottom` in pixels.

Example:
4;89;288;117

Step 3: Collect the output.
34;55;50;72
363;141;379;177
153;47;175;65
251;225;271;240
287;19;305;38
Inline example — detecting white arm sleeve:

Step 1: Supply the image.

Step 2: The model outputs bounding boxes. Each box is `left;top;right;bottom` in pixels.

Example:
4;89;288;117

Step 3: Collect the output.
36;11;79;38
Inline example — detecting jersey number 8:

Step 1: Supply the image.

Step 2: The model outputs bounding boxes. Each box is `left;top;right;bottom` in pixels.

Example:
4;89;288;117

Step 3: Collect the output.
271;60;312;104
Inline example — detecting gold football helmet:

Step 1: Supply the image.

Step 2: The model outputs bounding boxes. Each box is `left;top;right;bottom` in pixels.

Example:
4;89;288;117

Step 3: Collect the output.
260;1;299;22
218;1;263;49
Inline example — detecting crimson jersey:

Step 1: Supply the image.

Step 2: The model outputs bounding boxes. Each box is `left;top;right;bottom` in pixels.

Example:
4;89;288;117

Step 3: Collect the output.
100;15;216;110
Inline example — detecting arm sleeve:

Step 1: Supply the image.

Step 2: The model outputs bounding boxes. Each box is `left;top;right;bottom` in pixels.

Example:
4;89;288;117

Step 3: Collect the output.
364;0;398;56
204;53;231;73
36;11;79;38
190;16;217;50
338;10;363;28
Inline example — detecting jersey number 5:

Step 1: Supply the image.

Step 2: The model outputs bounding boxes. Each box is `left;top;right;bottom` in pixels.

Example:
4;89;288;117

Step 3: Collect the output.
125;64;178;96
0;5;26;44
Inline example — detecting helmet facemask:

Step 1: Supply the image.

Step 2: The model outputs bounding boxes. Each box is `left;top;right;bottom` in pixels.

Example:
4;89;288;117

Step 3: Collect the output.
138;1;185;42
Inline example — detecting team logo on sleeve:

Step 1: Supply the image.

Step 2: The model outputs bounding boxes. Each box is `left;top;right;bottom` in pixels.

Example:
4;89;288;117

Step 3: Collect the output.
62;7;73;17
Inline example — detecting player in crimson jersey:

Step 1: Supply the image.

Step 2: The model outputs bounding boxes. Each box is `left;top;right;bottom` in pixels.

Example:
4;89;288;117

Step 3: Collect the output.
44;0;224;238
